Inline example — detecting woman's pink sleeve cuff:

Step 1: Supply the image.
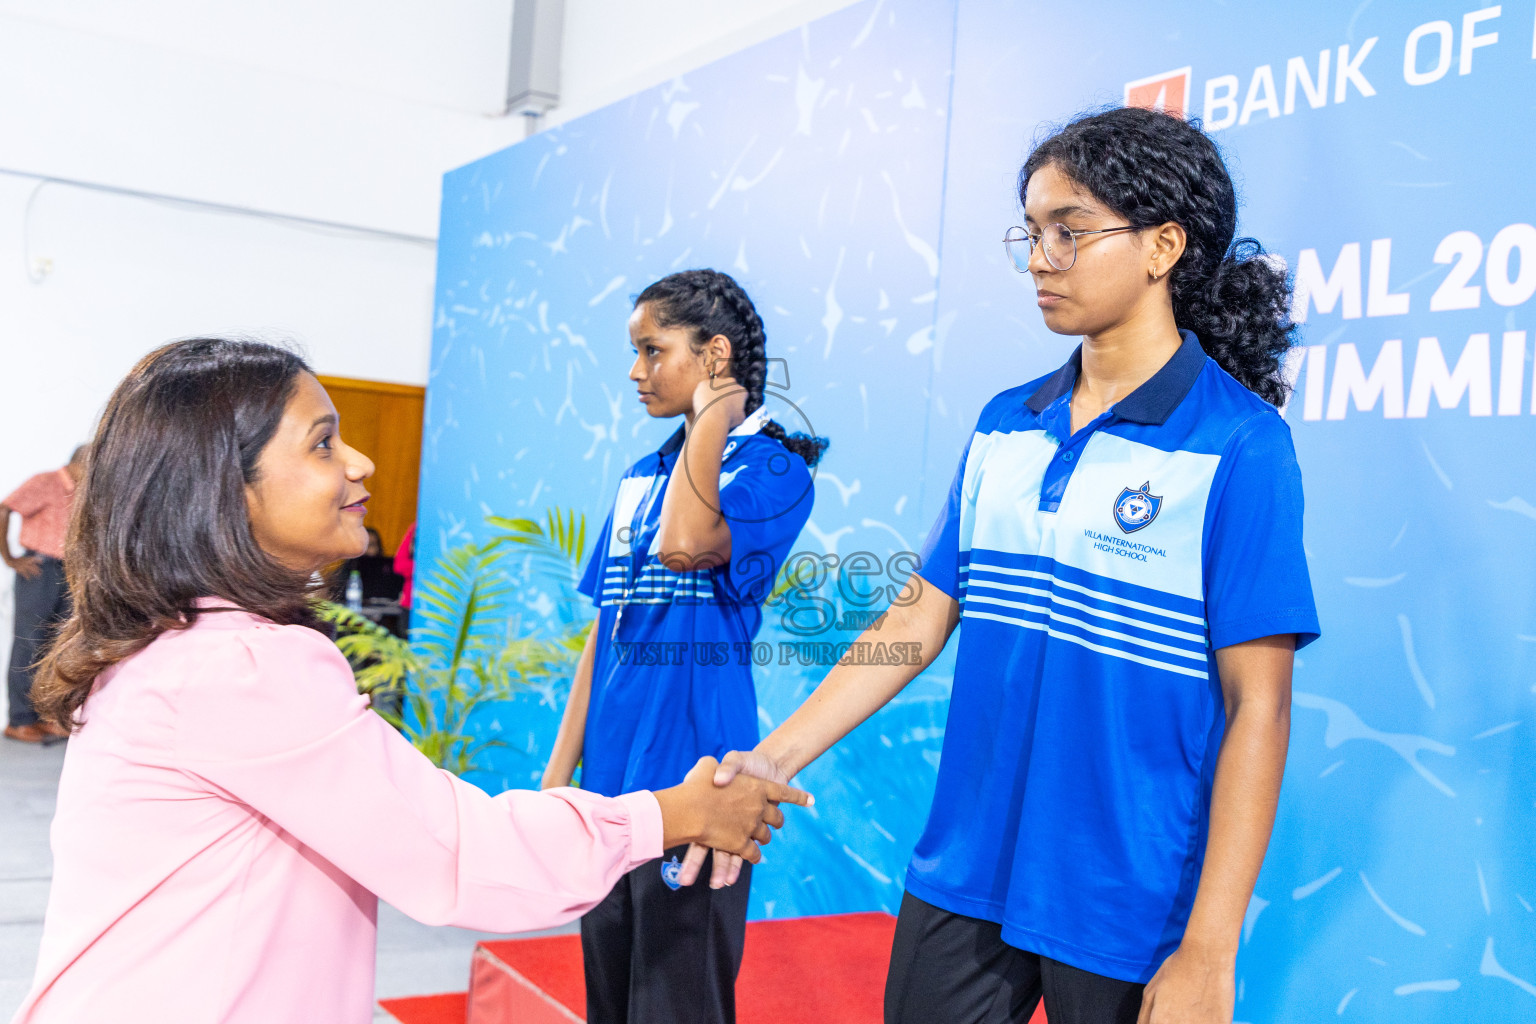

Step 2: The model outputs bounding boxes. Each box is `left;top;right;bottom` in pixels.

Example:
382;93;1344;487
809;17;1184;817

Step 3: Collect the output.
615;790;664;863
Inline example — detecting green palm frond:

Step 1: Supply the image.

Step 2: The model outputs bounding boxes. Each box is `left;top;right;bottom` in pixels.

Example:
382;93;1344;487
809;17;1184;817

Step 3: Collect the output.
501;621;592;691
451;736;509;776
412;542;513;673
316;603;421;690
767;555;813;605
314;601;418;698
485;508;587;588
321;508;595;778
401;688;440;745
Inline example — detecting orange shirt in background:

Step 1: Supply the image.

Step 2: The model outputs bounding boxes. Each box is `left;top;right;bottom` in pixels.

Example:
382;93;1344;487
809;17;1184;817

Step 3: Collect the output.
3;468;76;560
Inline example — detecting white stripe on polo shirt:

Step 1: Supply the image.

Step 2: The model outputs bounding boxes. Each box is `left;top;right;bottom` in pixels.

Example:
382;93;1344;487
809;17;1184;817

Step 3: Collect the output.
961;428;1219;604
950;423;1216;677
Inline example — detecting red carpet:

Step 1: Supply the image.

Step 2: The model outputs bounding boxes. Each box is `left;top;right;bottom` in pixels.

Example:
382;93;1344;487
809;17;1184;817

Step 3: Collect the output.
377;991;468;1024
379;912;1047;1024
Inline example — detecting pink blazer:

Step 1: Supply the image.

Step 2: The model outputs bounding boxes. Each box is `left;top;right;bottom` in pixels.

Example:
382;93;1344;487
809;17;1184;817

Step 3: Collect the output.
12;607;661;1023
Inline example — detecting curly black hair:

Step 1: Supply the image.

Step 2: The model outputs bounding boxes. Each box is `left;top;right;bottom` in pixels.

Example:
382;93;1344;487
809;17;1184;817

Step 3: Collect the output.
635;269;830;466
1021;106;1297;406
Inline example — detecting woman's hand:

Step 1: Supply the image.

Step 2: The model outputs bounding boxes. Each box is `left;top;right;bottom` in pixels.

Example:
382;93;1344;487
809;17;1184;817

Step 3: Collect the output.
675;749;794;887
654;756;812;862
1136;943;1236;1024
691;372;748;434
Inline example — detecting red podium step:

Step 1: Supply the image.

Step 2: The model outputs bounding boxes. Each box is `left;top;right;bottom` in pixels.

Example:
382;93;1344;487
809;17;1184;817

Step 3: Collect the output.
466;934;585;1023
380;912;1049;1024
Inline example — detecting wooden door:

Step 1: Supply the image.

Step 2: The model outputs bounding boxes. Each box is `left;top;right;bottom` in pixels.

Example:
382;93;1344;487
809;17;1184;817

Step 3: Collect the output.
317;375;425;557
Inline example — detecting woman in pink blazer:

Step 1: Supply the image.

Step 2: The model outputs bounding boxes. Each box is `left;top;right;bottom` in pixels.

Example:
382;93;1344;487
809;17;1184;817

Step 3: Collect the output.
11;338;809;1024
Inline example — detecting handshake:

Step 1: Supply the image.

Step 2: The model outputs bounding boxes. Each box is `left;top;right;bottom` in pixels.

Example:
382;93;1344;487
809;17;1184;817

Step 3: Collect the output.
652;751;805;883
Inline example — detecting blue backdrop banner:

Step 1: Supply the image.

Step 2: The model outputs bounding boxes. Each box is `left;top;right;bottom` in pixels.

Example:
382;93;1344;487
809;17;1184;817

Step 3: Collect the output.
420;2;1536;1020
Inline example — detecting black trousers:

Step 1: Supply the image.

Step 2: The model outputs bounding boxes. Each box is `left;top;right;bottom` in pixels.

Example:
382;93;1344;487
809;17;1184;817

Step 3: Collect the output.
7;554;69;728
885;892;1145;1024
581;845;751;1024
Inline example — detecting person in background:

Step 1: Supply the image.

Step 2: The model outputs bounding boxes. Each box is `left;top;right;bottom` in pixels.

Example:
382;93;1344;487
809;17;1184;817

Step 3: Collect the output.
393;521;416;629
326;527;400;603
543;269;827;1024
326;526;406;644
12;338;810;1024
2;445;87;743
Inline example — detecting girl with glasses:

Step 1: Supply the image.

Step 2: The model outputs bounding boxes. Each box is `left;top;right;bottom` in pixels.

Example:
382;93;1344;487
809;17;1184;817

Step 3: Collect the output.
541;269;829;1024
13;338;808;1024
698;106;1319;1024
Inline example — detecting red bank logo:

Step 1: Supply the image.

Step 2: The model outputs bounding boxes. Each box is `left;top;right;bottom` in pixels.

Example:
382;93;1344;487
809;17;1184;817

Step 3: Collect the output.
1124;66;1192;118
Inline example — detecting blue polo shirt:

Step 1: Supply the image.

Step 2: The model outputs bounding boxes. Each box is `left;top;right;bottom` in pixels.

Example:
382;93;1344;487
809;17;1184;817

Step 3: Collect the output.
576;410;813;797
908;331;1319;983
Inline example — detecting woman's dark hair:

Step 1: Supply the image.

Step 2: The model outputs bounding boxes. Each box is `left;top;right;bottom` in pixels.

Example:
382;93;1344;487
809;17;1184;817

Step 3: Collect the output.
635;269;830;466
1021;106;1296;405
34;338;322;730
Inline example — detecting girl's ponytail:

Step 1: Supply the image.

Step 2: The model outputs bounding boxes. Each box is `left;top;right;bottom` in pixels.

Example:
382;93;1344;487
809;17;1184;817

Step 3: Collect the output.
760;418;829;466
1172;238;1295;406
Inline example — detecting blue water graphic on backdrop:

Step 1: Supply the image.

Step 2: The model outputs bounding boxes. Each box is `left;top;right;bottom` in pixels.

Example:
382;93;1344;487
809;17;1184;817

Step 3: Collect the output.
422;1;1536;1019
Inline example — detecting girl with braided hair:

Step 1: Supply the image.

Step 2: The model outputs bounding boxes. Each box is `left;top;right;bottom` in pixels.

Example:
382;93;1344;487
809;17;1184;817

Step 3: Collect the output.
542;268;827;1024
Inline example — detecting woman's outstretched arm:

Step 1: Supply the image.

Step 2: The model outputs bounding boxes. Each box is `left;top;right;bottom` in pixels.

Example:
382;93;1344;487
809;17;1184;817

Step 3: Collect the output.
178;624;806;931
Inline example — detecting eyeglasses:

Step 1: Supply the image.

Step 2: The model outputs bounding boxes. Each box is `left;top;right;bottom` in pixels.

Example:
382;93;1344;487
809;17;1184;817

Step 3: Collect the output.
1003;223;1140;273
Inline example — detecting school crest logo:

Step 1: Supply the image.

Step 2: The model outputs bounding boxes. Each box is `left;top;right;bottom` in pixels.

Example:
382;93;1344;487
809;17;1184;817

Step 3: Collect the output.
1113;482;1162;533
660;854;684;891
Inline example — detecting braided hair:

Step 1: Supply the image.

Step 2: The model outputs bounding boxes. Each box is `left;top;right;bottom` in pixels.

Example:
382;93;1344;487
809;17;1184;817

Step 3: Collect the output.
635;269;830;466
1021;106;1297;406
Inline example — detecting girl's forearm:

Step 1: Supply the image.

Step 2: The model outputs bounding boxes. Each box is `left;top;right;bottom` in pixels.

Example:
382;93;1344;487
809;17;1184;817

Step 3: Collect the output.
542;627;597;787
762;577;959;777
1180;654;1292;956
656;408;732;568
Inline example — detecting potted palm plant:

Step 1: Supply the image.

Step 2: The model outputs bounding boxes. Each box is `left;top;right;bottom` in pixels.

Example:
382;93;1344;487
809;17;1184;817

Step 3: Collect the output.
318;507;591;777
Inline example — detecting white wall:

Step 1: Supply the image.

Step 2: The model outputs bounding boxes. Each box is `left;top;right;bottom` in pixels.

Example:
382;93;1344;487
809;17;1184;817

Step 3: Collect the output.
0;0;861;720
551;0;866;130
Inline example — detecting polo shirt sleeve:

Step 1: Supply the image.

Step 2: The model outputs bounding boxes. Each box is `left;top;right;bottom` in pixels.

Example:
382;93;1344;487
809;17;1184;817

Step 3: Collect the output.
2;473;50;517
577;506;615;604
718;436;813;605
1203;413;1320;651
916;435;974;601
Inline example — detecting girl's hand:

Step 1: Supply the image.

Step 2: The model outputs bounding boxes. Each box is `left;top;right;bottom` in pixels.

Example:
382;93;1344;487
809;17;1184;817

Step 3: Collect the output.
654;756;812;862
675;748;794;888
691;373;748;433
1137;943;1236;1024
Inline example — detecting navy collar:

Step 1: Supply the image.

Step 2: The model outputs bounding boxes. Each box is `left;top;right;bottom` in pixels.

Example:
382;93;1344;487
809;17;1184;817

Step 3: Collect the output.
653;406;770;463
1023;330;1208;426
656;425;686;459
